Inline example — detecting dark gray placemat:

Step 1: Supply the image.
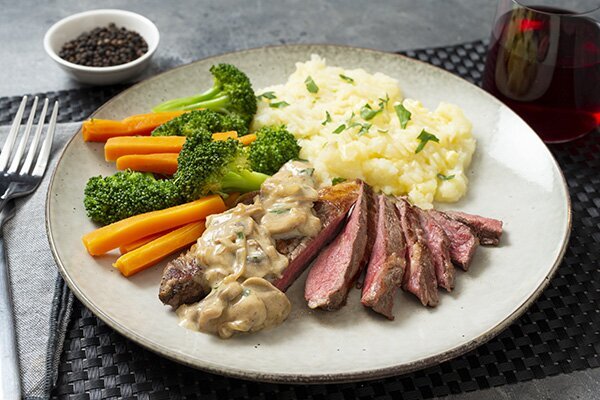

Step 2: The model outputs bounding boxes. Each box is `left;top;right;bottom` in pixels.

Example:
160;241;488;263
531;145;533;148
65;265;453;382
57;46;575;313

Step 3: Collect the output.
3;40;598;400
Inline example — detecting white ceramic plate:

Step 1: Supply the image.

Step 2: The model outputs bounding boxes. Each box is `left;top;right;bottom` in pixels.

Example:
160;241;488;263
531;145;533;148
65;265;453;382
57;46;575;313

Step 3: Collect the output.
46;45;571;383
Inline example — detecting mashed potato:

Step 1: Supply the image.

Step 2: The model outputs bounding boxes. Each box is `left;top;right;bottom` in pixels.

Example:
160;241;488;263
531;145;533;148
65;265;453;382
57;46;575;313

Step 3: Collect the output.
252;55;475;208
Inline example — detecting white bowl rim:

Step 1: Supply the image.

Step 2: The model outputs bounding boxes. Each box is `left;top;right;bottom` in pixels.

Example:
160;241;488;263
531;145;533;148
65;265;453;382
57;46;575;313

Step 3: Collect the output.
43;8;159;74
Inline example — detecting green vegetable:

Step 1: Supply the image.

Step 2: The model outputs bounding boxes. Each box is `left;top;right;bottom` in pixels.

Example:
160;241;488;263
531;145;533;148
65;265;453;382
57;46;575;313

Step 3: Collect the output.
269;208;290;214
322;111;332;125
395;104;411;129
84;171;181;225
269;101;290;109
437;173;455;181
305;76;319;93
360;104;381;121
415;129;439;153
152;64;257;125
333;124;346;134
151;109;249;137
236;232;245;240
175;128;268;201
357;122;372;136
257;91;276;100
332;177;346;185
339;74;355;84
248;125;301;175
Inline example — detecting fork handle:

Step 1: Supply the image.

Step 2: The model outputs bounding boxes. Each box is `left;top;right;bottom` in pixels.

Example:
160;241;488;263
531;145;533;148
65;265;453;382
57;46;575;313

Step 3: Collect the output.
0;234;22;400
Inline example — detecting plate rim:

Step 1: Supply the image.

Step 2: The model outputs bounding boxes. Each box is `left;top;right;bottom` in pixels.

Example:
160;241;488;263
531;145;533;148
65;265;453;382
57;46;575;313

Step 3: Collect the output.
45;43;572;384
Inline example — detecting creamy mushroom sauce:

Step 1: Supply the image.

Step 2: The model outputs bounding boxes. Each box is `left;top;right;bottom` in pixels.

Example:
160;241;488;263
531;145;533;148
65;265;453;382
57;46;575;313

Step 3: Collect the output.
177;161;321;338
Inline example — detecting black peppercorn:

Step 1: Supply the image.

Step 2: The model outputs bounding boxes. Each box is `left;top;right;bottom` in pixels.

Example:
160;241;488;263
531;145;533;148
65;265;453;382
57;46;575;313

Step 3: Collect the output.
58;23;148;67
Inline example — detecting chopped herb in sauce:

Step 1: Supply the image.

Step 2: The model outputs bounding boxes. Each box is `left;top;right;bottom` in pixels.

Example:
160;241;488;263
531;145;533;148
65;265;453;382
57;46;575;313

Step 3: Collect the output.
394;104;412;129
322;111;332;125
269;208;290;214
269;101;290;109
257;91;276;100
332;177;346;185
437;173;455;181
299;167;315;176
415;129;440;153
305;76;319;93
339;74;355;84
333;124;346;134
236;231;245;240
378;93;390;108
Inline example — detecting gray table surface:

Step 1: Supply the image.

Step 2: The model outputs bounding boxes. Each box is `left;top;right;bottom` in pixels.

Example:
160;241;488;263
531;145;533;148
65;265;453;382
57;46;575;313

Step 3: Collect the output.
1;1;599;399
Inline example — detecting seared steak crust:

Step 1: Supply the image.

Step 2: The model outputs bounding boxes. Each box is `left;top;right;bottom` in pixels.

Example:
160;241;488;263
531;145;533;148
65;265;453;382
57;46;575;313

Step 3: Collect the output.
428;210;479;270
415;208;455;291
158;248;209;308
396;199;439;307
304;183;374;310
444;211;503;245
361;195;406;319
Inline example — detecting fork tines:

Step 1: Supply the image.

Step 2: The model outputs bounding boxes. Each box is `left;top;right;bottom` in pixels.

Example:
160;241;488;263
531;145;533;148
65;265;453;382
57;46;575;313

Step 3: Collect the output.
0;96;58;176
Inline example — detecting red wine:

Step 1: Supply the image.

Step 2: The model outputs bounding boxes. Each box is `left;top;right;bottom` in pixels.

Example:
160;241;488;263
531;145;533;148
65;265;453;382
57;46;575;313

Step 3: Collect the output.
483;6;600;143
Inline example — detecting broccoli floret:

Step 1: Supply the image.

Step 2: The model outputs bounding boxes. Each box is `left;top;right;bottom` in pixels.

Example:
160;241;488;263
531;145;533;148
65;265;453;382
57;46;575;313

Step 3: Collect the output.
174;128;268;201
152;64;257;125
84;171;182;225
248;126;301;175
151;109;249;137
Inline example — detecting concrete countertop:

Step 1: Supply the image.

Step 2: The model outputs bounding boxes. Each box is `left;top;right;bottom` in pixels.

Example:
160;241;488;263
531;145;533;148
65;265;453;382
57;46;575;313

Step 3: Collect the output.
0;1;598;399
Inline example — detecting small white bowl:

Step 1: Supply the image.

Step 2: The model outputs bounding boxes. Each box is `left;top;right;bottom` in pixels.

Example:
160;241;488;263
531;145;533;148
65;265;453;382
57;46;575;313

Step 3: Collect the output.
43;9;159;85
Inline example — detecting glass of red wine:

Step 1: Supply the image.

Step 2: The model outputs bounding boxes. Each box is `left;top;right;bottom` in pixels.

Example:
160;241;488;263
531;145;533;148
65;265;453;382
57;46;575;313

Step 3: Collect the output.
483;0;600;143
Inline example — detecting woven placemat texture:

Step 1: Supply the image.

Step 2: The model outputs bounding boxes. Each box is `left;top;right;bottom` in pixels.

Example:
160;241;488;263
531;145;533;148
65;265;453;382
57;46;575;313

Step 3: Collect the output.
2;40;598;399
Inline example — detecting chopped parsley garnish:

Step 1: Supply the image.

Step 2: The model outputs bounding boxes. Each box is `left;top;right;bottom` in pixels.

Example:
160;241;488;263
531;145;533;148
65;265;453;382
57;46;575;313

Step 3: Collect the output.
332;177;347;185
333;124;346;134
305;76;319;93
394;104;412;129
269;208;290;214
322;111;332;125
415;130;440;153
269;101;290;109
339;74;355;84
257;91;276;100
357;122;372;136
437;173;455;181
360;104;380;121
378;93;390;108
236;231;245;240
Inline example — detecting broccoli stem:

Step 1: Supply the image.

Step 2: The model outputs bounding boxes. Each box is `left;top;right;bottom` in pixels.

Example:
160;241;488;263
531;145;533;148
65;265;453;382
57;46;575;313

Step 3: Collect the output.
153;86;222;112
220;170;269;193
175;94;231;112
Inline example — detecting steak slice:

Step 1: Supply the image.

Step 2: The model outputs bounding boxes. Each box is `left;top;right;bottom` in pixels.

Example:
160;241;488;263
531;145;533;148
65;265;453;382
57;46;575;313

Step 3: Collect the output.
272;180;360;291
361;195;406;319
159;181;361;308
395;199;439;307
444;211;503;245
428;210;479;270
415;207;455;291
304;182;374;310
158;248;210;308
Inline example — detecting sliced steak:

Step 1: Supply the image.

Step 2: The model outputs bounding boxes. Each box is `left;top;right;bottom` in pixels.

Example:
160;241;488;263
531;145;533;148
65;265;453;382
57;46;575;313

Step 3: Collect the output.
414;208;455;291
361;195;406;319
428;210;479;270
395;199;439;307
158;248;210;308
304;182;374;310
444;211;503;245
272;180;360;291
159;181;362;308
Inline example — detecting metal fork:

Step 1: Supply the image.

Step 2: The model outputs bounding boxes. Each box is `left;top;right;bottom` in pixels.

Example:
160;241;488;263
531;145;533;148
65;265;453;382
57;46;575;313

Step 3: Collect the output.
0;96;58;399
